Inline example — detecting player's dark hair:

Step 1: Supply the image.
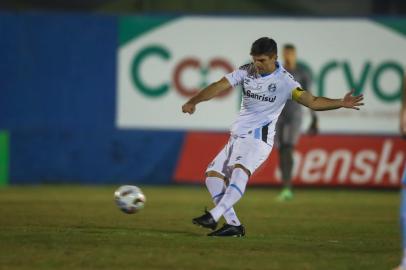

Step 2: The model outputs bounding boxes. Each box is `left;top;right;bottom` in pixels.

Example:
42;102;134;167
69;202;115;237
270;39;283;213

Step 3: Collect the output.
250;37;277;56
283;44;296;50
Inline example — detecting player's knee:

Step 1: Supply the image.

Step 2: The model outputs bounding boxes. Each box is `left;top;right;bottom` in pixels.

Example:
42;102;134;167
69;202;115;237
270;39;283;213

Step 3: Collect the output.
206;170;224;178
205;170;228;185
286;145;294;154
233;164;251;178
280;144;294;160
280;144;293;153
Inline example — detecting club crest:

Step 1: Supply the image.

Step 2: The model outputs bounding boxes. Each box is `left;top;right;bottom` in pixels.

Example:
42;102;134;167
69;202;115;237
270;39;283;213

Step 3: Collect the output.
268;83;276;92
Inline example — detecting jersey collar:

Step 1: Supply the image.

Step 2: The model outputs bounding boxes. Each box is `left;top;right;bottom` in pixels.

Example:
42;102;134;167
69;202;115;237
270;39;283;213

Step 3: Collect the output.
259;61;281;78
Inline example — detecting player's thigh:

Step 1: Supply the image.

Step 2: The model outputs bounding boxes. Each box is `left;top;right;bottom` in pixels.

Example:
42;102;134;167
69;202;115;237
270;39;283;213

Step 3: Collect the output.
274;121;282;148
281;114;303;146
229;137;273;176
205;137;234;178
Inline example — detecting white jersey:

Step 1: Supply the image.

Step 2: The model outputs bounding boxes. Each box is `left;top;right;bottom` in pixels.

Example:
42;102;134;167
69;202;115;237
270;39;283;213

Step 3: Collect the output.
225;61;300;140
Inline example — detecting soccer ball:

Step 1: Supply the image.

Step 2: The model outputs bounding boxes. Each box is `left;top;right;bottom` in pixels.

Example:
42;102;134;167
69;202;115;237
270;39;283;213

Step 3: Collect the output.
114;185;146;214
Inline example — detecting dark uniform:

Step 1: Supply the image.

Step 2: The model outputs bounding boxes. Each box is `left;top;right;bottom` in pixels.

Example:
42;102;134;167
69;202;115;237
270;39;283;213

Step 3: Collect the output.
275;65;311;183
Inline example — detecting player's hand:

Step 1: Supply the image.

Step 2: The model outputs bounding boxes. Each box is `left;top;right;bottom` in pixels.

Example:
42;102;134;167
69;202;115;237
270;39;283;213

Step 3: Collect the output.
342;89;364;110
182;102;196;114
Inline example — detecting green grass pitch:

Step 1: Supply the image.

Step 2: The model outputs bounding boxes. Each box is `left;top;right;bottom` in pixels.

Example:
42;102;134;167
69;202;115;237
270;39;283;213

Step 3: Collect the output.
0;185;400;270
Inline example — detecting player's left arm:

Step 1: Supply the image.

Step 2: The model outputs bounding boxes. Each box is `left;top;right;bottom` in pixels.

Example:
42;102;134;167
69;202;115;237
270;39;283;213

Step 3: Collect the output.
292;88;364;111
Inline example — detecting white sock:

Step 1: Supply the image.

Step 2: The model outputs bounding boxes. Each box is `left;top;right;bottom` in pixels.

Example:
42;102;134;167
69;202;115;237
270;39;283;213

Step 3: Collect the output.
402;248;406;268
209;168;248;222
205;177;241;226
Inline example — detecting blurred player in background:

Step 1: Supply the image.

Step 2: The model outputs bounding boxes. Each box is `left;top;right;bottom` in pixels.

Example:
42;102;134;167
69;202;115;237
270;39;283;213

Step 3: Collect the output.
275;44;318;201
182;37;364;237
395;72;406;270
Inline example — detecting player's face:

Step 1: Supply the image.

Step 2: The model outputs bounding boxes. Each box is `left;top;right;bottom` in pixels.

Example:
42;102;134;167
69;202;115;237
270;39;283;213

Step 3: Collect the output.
283;48;296;68
252;54;277;74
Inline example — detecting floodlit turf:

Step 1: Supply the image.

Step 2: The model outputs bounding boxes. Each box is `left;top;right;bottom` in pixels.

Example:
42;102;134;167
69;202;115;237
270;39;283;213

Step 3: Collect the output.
0;185;400;270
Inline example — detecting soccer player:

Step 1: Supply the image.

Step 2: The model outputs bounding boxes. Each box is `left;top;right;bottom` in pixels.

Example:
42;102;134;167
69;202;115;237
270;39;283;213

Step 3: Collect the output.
275;44;318;201
182;37;364;237
395;72;406;270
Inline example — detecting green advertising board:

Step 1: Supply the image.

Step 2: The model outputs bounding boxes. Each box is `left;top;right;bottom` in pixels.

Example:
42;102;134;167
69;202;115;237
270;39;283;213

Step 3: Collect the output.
117;17;406;134
0;131;9;186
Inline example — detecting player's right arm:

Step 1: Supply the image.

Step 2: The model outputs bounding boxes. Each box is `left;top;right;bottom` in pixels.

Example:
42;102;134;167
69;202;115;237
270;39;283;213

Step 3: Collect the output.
182;77;231;114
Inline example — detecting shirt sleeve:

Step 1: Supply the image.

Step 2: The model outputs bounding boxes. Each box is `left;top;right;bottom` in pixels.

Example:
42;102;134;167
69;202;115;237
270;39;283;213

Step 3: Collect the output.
286;77;301;100
225;68;248;88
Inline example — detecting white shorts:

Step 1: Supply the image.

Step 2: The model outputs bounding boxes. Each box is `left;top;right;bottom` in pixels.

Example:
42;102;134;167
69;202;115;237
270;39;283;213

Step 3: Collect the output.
206;134;273;179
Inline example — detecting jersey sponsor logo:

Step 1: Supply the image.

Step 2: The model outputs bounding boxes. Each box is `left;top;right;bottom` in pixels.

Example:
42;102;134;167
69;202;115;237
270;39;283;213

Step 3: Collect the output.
244;90;276;103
